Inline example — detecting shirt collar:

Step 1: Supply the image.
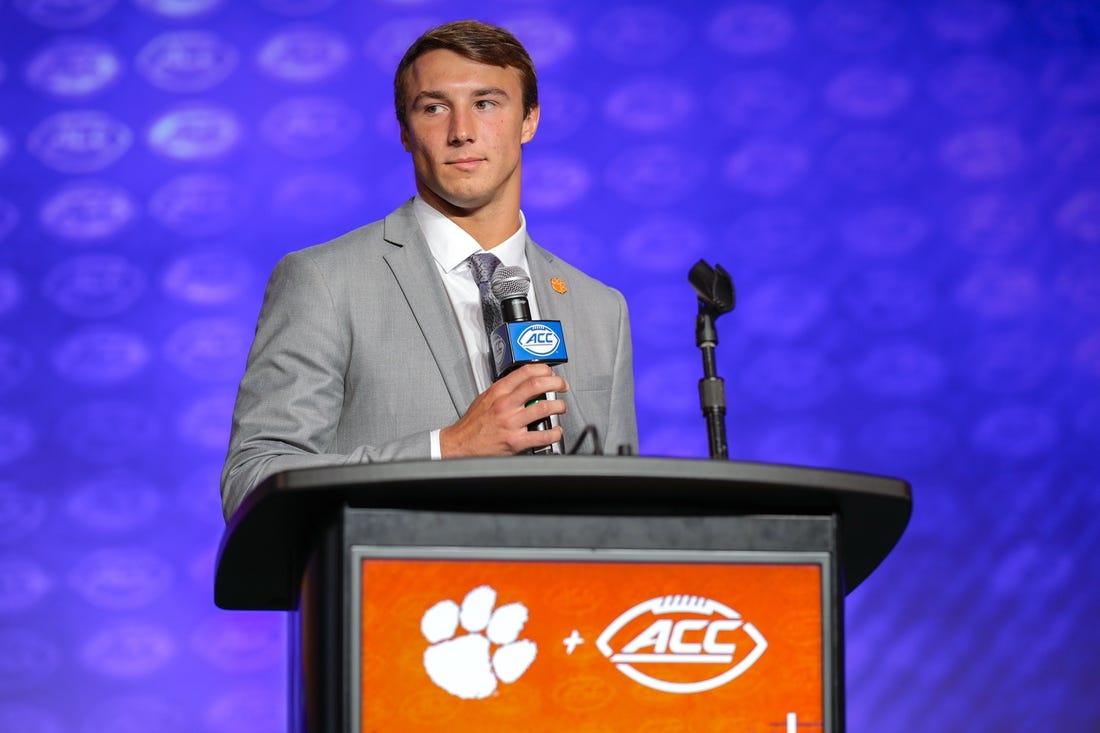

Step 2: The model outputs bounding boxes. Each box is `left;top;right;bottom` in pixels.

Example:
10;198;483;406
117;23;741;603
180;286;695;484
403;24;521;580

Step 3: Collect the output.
413;196;529;274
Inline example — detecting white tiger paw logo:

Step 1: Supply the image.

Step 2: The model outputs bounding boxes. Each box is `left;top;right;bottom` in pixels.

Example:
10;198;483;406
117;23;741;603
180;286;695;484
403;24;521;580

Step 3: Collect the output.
420;585;537;700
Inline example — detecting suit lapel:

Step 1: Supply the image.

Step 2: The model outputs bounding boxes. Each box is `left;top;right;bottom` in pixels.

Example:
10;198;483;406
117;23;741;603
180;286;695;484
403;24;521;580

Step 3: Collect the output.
526;241;590;448
383;203;478;416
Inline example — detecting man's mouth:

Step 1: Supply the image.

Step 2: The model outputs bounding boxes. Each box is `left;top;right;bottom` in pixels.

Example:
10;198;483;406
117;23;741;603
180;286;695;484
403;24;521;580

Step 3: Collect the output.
447;158;484;171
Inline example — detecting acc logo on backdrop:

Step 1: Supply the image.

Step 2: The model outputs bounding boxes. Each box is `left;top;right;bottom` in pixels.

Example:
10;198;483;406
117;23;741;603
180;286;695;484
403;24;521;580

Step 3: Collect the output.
69;548;173;610
64;472;162;533
163;317;251;381
133;0;223;20
257;27;350;83
149;174;248;235
261;96;362;158
39;181;136;240
522;155;590;210
28;110;132;173
272;171;363;222
43;254;145;318
596;595;767;694
57;400;161;463
162;250;253;305
25;38;121;97
190;612;284;671
81;623;176;678
52;328;149;385
147;103;241;160
13;0;116;29
136;31;238;93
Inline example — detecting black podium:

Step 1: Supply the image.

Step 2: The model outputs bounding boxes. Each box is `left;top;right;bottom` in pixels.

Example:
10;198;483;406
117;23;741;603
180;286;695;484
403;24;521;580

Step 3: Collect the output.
215;457;910;733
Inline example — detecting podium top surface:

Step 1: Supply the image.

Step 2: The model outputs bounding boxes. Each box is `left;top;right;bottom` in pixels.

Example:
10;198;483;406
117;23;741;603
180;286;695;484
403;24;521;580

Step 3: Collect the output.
215;456;911;610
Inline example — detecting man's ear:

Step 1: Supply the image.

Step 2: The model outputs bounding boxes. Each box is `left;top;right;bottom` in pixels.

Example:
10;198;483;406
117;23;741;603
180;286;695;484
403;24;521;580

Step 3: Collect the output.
520;104;540;144
400;123;411;153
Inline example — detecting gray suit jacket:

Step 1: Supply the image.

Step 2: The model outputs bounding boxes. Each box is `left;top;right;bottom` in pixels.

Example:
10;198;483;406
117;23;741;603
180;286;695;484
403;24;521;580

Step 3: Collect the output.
221;200;637;518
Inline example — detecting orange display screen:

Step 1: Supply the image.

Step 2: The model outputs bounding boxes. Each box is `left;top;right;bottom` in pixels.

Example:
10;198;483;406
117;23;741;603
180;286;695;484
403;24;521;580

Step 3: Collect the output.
358;556;825;733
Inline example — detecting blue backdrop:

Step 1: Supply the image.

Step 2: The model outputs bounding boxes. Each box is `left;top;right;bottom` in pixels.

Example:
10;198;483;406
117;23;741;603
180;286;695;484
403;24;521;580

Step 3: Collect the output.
2;0;1098;730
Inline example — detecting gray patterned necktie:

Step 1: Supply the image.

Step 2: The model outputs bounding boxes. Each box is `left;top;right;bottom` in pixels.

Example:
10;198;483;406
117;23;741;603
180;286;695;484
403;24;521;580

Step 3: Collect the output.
468;251;503;341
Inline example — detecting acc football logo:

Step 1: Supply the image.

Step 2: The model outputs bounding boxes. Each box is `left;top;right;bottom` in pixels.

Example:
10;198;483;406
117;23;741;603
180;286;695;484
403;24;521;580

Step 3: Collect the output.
491;331;507;370
25;38;121;97
257;27;350;83
147;104;241;161
596;595;767;694
133;0;223;19
39;181;137;241
14;0;115;29
28;110;132;173
260;96;362;158
135;31;239;93
148;174;247;235
517;324;560;357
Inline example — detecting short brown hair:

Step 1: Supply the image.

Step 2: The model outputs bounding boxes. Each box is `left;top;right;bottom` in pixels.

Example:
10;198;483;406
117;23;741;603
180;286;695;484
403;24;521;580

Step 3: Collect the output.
394;20;539;130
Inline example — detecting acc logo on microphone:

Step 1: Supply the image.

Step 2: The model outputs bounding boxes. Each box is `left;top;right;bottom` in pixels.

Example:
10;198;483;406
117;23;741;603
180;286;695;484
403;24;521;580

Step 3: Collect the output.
491;331;507;369
596;595;767;694
516;324;560;357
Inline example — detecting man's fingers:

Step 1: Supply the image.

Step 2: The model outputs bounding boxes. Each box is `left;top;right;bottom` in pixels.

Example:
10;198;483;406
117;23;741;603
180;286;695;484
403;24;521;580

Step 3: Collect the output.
518;374;567;400
441;364;568;458
495;362;552;388
505;367;567;403
497;364;567;395
492;393;565;431
505;426;563;454
519;395;567;422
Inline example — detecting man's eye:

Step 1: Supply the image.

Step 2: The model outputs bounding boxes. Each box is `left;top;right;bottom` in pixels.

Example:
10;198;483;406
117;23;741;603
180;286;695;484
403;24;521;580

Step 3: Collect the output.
424;104;444;114
475;100;496;110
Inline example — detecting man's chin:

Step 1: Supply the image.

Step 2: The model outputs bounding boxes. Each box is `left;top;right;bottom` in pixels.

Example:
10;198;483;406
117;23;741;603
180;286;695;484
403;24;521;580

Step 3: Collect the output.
430;190;493;214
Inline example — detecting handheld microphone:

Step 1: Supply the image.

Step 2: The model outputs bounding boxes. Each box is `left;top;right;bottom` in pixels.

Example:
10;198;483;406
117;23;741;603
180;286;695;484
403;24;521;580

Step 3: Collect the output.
489;266;568;450
491;265;534;324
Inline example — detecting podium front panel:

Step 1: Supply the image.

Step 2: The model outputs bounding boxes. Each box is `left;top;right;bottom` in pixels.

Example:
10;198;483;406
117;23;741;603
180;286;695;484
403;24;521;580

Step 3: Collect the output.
354;549;829;732
340;509;841;733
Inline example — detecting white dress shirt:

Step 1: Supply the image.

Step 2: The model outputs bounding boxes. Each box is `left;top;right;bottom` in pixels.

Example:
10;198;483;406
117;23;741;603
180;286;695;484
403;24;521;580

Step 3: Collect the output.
412;196;559;457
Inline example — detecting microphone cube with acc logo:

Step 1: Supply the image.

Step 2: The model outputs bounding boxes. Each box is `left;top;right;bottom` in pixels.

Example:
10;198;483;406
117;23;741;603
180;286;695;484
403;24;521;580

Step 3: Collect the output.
491;320;568;378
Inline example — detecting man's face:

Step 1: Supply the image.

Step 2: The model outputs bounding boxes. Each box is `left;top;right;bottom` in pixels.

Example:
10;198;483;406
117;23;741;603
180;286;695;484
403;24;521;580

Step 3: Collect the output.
400;49;539;218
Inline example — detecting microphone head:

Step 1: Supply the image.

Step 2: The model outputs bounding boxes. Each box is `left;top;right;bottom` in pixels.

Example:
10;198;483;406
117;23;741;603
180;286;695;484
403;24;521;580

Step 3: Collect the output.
491;265;531;301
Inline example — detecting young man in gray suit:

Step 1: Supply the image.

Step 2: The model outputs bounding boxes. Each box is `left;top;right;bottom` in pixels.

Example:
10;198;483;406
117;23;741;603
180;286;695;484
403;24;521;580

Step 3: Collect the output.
221;21;637;519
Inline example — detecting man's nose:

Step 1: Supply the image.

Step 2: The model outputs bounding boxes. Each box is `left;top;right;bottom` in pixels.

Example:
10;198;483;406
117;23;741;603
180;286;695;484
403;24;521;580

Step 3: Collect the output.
449;108;474;145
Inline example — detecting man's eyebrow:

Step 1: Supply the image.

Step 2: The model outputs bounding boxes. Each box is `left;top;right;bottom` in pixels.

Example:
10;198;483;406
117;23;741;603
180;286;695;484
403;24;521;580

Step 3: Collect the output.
411;90;449;107
411;87;510;106
411;85;512;108
472;87;509;98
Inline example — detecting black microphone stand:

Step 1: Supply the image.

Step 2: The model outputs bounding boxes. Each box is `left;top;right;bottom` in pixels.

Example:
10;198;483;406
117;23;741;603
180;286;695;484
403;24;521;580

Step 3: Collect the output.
688;260;736;460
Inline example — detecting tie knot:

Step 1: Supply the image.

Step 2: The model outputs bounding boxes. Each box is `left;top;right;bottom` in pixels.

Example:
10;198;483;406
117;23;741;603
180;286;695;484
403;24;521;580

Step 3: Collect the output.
468;251;502;286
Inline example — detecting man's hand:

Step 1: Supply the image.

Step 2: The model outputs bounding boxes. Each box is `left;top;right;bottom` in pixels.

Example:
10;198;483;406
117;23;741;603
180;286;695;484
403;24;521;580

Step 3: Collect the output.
440;364;568;457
